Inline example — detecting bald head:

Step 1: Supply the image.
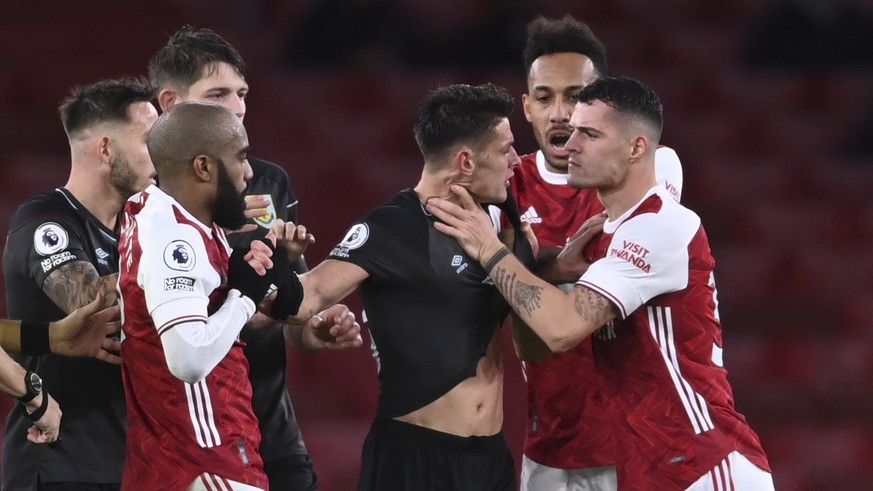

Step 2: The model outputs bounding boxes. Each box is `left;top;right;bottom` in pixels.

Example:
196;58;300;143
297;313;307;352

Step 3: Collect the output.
147;102;246;178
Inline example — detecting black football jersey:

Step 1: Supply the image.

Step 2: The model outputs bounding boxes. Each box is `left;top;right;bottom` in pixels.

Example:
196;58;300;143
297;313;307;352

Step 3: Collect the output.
3;188;125;488
328;189;534;418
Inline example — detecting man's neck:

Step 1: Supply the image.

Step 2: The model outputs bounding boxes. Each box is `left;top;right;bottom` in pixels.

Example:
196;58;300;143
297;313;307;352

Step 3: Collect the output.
413;171;466;207
160;182;213;228
598;175;658;220
63;177;123;230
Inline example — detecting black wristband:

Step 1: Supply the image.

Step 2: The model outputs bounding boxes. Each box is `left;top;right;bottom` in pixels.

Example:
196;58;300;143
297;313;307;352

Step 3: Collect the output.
483;247;511;275
26;391;50;422
20;321;51;356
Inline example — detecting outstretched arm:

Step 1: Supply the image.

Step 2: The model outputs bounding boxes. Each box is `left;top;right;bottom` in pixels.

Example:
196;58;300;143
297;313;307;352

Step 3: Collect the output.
280;259;368;350
427;185;618;352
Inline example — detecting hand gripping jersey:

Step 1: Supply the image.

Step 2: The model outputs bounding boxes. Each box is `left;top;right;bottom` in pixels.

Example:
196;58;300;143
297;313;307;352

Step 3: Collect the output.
509;148;683;468
328;189;534;418
580;187;770;489
118;186;266;491
2;188;125;489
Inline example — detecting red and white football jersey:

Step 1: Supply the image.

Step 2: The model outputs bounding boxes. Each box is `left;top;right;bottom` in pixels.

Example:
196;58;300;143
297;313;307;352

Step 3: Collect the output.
118;186;266;491
579;187;770;489
510;148;683;469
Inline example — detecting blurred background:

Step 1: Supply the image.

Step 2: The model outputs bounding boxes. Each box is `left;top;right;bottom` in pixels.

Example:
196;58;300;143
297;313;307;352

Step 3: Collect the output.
1;0;872;489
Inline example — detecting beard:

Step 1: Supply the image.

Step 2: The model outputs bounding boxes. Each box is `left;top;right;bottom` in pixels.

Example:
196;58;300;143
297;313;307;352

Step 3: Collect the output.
212;161;248;230
109;153;142;199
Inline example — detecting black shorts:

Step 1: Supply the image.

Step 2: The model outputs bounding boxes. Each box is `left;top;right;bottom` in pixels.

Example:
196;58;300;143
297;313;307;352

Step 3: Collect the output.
357;418;516;491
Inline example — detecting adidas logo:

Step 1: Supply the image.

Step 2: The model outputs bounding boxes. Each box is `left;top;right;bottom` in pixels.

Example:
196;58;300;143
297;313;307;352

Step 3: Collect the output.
521;206;542;224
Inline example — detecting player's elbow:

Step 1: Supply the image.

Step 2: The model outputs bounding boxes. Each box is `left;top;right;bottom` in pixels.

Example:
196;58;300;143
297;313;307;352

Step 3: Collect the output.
539;324;587;353
166;357;208;384
543;334;580;353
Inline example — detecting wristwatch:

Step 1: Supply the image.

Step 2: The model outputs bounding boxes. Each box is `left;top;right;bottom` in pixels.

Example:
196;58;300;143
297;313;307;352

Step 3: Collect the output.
18;371;42;403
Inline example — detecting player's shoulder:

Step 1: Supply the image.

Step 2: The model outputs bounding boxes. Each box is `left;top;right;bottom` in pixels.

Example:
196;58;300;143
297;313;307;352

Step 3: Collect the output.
654;145;680;164
513;152;539;177
338;189;428;255
249;156;290;181
361;189;421;226
8;189;79;232
625;189;699;237
248;155;295;201
519;152;537;167
135;191;203;238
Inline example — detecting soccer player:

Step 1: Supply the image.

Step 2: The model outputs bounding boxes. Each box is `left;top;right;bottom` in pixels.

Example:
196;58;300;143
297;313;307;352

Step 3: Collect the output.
271;83;534;490
117;102;359;491
428;77;774;490
2;78;157;491
147;27;322;490
511;15;683;490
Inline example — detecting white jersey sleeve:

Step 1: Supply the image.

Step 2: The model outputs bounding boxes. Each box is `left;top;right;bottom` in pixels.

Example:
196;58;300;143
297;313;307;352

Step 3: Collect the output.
138;223;220;329
137;218;253;383
655;146;683;203
577;196;700;318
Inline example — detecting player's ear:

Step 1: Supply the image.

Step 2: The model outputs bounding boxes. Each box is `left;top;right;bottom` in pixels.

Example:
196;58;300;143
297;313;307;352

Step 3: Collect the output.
522;93;533;123
456;147;474;176
191;154;213;182
629;135;648;161
157;89;178;112
96;136;111;164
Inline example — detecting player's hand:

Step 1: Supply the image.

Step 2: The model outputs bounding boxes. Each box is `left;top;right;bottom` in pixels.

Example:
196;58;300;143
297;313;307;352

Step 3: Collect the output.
49;293;122;365
229;240;277;303
25;392;62;444
300;304;362;351
559;211;605;263
225;195;269;235
244;195;270;220
541;211;606;283
497;223;538;260
243;238;275;276
266;219;315;262
520;222;539;260
426;185;504;263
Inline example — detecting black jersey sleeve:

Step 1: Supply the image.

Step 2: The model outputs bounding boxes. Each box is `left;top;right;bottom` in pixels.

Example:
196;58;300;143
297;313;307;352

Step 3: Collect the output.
7;200;91;289
326;196;427;279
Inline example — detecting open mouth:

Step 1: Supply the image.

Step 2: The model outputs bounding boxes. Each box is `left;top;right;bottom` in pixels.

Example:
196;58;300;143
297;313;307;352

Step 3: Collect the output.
549;131;571;157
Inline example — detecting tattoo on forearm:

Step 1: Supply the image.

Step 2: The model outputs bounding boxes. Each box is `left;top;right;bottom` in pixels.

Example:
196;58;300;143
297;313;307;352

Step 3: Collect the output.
493;266;543;316
573;287;614;325
43;262;116;313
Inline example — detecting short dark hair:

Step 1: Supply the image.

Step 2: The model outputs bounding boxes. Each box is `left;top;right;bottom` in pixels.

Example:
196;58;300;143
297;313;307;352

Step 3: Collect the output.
414;83;514;162
575;77;663;138
148;25;247;91
522;15;608;77
58;78;154;138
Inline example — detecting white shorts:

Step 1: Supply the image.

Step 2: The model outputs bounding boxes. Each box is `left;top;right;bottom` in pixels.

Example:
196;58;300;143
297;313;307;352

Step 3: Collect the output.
186;473;265;491
686;451;774;491
521;455;618;491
